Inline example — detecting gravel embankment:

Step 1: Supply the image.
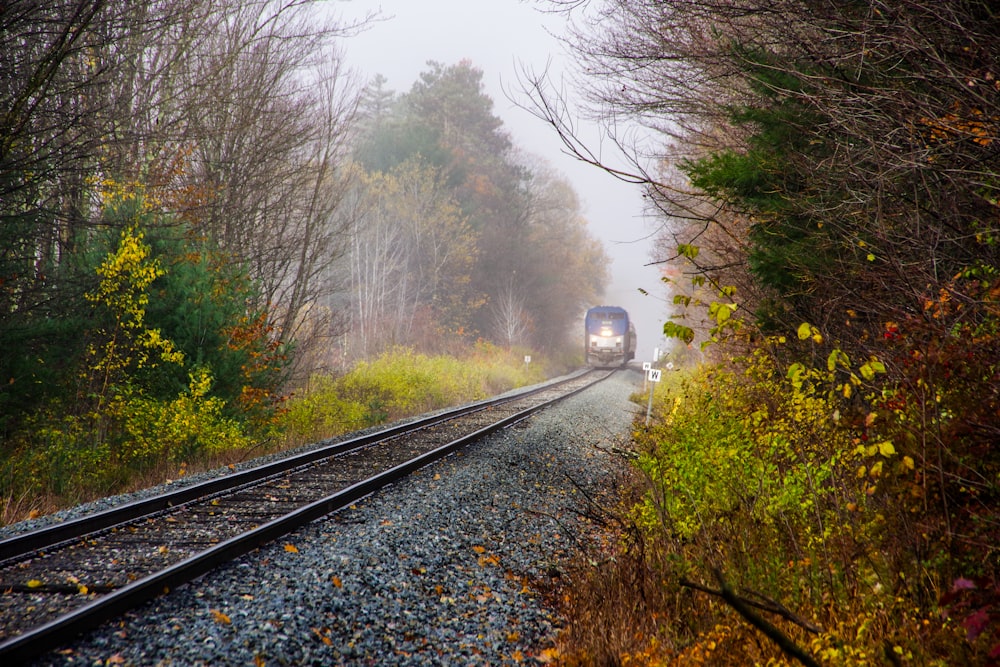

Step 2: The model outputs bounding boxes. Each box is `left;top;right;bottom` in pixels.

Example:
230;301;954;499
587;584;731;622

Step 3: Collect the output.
27;370;642;666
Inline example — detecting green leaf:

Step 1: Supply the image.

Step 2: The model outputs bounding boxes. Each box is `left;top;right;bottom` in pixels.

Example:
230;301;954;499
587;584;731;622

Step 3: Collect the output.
677;243;700;259
827;349;849;371
663;321;695;345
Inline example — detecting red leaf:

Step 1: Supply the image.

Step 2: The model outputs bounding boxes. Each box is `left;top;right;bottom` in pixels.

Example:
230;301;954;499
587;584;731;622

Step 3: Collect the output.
963;608;991;641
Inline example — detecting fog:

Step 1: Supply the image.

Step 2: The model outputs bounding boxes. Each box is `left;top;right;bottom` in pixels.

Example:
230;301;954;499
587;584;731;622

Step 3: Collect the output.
332;0;670;361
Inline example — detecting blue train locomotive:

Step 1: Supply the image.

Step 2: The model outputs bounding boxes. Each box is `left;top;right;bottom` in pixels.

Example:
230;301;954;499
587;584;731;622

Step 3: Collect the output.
584;306;637;367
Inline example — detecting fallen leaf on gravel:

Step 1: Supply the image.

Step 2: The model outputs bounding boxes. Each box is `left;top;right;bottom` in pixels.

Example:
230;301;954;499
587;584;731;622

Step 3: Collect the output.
107;654;125;664
26;579;43;588
331;576;343;588
284;543;299;553
472;545;486;554
312;627;333;646
537;647;561;663
478;553;500;567
209;609;231;624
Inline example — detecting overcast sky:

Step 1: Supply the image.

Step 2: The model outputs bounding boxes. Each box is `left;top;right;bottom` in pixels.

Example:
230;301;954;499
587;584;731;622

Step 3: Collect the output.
330;0;669;359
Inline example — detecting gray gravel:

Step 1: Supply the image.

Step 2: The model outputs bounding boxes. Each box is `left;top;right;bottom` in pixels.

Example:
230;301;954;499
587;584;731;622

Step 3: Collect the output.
26;369;642;666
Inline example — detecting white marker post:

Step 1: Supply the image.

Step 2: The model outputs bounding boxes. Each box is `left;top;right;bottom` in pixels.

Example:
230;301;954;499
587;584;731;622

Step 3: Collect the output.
645;367;662;425
642;361;651;392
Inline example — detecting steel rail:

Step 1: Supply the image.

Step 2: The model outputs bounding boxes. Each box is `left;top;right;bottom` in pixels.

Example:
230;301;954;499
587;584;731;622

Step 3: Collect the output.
0;369;607;664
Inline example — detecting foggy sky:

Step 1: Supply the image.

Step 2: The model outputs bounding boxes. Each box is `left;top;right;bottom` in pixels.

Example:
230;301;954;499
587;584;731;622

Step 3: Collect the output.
331;0;669;360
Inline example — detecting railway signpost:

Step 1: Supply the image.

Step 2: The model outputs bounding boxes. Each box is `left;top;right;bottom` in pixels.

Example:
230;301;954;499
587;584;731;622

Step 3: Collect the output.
645;367;662;425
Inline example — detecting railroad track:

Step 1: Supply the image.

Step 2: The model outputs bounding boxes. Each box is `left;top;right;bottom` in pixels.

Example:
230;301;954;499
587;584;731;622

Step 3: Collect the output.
0;368;612;663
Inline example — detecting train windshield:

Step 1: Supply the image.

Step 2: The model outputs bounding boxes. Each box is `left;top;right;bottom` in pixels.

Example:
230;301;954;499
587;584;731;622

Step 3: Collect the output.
586;309;628;335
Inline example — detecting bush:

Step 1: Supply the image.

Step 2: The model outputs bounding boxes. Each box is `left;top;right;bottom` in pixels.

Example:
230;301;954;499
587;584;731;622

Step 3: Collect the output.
555;338;985;664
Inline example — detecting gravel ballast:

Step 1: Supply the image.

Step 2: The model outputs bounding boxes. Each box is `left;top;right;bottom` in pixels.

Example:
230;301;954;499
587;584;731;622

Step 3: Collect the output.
27;370;642;666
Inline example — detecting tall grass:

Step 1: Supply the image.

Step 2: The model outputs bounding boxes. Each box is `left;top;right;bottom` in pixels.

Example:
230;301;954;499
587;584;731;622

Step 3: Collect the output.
279;345;547;447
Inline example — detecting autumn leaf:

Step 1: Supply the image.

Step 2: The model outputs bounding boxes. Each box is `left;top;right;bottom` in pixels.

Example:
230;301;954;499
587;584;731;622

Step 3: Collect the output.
26;579;43;589
284;543;299;553
331;576;343;588
537;647;561;663
478;553;501;567
312;627;333;646
472;545;486;554
209;609;231;624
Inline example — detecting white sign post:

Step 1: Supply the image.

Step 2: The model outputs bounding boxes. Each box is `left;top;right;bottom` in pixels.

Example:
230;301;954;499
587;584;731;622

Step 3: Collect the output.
645;367;662;425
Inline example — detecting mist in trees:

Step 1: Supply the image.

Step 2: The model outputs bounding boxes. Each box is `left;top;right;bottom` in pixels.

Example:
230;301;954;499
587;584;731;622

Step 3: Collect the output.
1;2;610;504
344;60;608;359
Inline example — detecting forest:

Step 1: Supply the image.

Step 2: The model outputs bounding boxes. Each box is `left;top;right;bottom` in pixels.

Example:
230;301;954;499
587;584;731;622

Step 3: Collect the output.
525;0;1000;664
0;1;606;515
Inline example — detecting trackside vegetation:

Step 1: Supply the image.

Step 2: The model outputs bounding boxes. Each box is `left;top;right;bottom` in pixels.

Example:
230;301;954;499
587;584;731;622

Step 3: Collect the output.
278;345;547;449
2;332;550;523
551;316;998;664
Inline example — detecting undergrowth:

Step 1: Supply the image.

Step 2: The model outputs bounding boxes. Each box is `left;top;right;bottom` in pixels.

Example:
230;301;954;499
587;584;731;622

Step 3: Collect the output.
1;344;550;525
547;338;996;665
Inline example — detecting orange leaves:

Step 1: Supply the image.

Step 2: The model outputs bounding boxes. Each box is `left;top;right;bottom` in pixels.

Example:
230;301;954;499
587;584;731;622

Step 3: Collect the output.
312;627;333;646
209;609;231;625
918;104;998;147
473;545;500;568
536;647;562;663
283;543;299;553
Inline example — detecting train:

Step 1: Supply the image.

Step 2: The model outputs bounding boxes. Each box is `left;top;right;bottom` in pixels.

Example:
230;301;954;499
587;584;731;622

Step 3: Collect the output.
584;305;637;367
